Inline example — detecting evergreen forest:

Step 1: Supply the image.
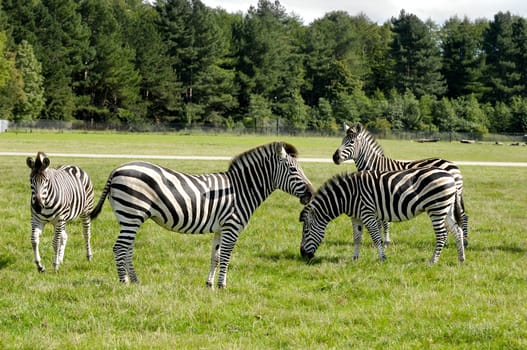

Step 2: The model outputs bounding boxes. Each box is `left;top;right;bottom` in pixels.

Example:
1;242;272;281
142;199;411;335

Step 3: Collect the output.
1;0;527;135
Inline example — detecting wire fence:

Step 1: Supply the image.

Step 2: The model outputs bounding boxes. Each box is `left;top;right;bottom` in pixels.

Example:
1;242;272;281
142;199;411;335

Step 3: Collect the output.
3;119;526;143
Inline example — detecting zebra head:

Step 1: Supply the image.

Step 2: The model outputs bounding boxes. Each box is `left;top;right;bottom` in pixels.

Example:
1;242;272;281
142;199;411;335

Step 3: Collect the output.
332;122;363;165
273;142;314;205
26;152;51;213
299;203;326;260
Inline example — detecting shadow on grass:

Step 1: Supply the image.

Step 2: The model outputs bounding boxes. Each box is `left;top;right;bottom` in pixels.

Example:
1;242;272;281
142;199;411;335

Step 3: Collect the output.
0;256;15;269
258;249;352;265
466;243;526;254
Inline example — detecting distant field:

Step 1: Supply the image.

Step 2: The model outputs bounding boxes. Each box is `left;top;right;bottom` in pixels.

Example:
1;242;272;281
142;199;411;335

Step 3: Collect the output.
0;132;526;348
1;131;526;162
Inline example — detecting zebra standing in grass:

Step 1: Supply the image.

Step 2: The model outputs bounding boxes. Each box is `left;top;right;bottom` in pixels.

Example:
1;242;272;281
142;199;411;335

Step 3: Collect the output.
300;168;466;264
27;152;94;272
90;142;314;288
332;123;468;247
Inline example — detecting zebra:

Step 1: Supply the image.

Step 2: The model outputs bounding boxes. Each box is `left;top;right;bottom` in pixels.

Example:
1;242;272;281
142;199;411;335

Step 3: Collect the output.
332;122;468;247
90;142;314;288
26;152;95;272
299;168;466;264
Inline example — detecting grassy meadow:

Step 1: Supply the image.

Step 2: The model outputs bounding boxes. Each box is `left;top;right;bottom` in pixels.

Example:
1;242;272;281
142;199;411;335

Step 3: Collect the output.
0;132;526;349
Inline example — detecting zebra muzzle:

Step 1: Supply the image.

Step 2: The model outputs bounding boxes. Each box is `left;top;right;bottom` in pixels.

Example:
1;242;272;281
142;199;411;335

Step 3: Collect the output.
332;151;343;165
300;246;314;260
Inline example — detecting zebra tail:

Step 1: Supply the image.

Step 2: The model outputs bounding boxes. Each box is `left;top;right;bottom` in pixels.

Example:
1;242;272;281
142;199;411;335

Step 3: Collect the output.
454;191;464;227
90;175;113;220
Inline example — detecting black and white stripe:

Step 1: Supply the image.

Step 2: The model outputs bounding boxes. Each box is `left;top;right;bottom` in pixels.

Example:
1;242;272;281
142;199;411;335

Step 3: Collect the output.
300;167;466;264
90;142;314;288
332;123;468;246
27;152;94;272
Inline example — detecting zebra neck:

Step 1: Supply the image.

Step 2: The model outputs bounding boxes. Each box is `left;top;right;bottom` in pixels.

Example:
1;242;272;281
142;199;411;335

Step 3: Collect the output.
355;152;403;171
315;189;347;223
227;167;274;215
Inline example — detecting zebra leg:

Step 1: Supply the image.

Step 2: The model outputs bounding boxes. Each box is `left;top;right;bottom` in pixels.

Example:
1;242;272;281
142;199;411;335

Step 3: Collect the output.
113;241;129;284
113;227;139;283
352;219;363;260
462;213;469;248
52;222;66;271
206;233;222;289
429;215;448;265
446;212;465;263
125;244;140;284
216;232;239;289
81;214;93;262
383;221;391;246
363;217;386;261
31;221;46;272
58;229;68;264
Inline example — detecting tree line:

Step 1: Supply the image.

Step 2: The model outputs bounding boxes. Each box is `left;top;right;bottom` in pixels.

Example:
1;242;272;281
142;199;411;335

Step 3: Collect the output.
1;0;526;135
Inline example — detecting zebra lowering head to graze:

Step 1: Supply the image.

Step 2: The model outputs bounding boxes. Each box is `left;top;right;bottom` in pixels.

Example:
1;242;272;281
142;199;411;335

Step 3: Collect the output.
300;168;466;265
332;122;469;247
26;152;95;272
90;142;314;288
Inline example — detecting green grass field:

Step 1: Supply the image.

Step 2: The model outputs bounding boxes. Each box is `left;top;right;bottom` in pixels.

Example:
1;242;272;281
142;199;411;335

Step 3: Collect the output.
0;132;526;349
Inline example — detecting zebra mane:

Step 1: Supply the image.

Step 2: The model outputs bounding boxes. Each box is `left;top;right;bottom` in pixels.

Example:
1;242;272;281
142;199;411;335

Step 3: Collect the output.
351;123;385;156
228;142;298;170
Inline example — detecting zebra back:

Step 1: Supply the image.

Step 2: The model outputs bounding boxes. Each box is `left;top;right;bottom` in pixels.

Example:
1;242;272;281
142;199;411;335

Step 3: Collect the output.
300;167;459;259
307;168;457;224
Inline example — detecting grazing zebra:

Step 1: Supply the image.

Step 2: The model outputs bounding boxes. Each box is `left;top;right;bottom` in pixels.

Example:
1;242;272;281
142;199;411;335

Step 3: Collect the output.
26;152;94;272
300;168;465;264
332;122;468;247
300;168;466;264
90;142;314;288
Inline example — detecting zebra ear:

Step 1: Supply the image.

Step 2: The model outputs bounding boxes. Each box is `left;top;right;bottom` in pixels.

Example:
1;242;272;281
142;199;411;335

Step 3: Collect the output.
353;123;363;133
33;152;50;171
26;157;35;169
344;123;350;133
42;157;50;169
347;123;361;136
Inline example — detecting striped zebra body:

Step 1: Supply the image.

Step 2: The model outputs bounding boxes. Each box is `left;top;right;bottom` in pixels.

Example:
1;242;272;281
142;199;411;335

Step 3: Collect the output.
90;142;314;288
300;168;465;264
332;123;468;246
27;152;94;272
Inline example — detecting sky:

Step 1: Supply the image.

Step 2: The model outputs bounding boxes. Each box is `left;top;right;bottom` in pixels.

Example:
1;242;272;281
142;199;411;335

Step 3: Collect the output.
201;0;527;24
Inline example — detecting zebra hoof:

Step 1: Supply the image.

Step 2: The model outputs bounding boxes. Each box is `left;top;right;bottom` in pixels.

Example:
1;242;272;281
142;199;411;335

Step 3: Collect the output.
87;254;93;262
37;266;46;273
463;238;468;248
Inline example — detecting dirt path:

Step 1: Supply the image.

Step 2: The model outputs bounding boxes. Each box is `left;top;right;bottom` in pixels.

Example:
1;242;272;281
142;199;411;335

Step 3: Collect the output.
2;151;527;167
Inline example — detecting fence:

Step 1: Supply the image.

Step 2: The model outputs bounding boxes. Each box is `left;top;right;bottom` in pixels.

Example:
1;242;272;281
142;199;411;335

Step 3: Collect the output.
5;119;527;143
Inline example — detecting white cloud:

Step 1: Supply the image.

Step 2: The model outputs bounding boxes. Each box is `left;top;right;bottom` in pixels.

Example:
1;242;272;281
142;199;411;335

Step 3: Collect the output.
201;0;527;24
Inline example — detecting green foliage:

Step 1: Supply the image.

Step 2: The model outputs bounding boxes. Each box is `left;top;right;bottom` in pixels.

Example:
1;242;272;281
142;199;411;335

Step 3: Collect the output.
390;11;446;98
0;31;11;88
13;40;45;122
441;17;487;98
0;31;25;120
2;1;527;132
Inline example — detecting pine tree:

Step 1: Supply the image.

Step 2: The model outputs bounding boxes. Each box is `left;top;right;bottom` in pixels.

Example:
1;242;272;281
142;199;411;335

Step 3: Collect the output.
13;40;45;121
441;17;487;98
390;10;446;98
77;0;142;124
482;12;523;103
